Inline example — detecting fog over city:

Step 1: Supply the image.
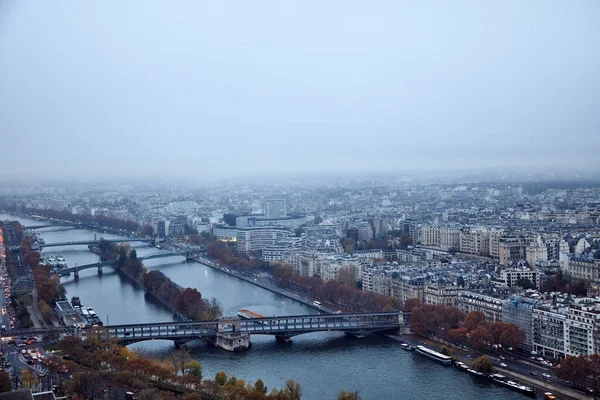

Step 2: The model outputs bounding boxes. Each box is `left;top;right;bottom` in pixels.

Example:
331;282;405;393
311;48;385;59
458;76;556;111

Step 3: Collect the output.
1;1;599;182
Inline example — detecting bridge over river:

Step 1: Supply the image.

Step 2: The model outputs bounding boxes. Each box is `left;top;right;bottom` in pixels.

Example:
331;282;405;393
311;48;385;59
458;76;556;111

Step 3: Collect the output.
58;250;203;277
2;312;402;351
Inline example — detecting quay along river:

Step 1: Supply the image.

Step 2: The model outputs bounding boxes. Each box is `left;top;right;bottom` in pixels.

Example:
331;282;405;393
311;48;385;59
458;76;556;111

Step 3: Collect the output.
1;213;532;400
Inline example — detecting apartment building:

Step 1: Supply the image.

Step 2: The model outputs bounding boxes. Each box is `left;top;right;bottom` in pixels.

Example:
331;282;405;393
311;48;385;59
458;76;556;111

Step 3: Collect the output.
499;235;529;265
502;295;538;349
568;255;600;283
499;268;542;290
526;236;548;268
456;291;503;322
532;304;568;359
459;227;491;256
236;226;292;252
565;301;600;356
392;278;426;304
362;267;392;296
424;283;460;307
418;225;460;251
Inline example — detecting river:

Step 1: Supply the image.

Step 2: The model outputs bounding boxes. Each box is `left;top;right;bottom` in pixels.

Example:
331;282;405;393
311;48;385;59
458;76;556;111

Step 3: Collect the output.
1;213;530;400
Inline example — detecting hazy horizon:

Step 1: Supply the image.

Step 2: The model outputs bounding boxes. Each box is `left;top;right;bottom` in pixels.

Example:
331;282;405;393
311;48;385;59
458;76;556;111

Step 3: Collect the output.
1;1;599;181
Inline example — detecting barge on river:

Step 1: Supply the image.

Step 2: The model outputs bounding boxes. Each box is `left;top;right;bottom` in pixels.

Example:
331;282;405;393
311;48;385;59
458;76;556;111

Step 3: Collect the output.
414;345;453;365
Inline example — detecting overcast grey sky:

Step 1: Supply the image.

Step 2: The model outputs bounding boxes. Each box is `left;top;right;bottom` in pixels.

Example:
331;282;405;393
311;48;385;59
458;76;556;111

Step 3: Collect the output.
1;1;598;181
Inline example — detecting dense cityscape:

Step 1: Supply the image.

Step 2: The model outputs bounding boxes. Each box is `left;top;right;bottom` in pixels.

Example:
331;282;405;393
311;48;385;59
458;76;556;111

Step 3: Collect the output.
2;0;598;399
0;175;598;399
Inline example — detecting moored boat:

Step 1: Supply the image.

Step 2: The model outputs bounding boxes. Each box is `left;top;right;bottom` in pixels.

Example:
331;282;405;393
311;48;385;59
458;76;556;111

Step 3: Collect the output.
400;343;414;351
414;345;453;365
237;309;277;325
488;374;536;398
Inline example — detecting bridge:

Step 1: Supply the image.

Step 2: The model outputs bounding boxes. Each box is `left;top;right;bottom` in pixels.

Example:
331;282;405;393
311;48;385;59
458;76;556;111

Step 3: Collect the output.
40;238;154;248
24;223;85;230
1;312;402;351
59;250;202;277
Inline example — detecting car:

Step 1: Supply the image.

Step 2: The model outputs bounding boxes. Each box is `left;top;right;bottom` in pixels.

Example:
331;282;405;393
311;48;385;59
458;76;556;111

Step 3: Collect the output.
499;356;506;360
543;373;551;379
125;332;131;336
500;363;507;367
530;371;538;376
27;360;35;365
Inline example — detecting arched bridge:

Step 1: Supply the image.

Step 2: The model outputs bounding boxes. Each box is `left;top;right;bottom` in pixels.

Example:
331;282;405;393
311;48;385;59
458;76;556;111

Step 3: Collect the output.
58;250;202;276
40;238;154;248
0;312;401;349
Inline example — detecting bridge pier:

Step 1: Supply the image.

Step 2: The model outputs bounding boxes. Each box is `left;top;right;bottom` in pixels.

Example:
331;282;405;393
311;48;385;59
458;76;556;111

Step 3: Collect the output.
174;339;188;349
97;263;103;275
275;335;293;344
74;269;79;281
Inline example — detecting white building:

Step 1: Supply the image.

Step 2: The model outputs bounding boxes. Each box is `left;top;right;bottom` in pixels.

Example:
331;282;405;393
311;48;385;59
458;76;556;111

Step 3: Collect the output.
565;300;600;356
456;291;504;322
532;304;568;359
499;268;542;290
424;283;460;307
236;227;292;252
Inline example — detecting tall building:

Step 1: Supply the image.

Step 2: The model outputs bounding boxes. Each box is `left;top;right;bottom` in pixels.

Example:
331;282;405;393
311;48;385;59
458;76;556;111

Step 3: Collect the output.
502;295;538;349
526;236;548;267
565;301;600;356
532;304;568;359
265;199;287;219
499;235;528;265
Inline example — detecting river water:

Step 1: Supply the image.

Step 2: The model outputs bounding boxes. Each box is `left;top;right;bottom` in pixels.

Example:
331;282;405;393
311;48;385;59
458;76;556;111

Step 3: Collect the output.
1;213;530;400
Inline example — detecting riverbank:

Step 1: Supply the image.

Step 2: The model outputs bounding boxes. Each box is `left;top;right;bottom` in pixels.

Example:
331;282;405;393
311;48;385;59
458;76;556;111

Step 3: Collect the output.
191;256;324;313
384;333;592;400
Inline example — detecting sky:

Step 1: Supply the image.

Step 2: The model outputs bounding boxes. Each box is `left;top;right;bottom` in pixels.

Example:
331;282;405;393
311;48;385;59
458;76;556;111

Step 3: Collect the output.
0;1;599;181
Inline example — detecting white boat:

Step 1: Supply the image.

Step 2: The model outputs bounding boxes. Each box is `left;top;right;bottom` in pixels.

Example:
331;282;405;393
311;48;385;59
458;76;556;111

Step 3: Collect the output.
46;256;58;268
56;256;68;269
414;345;453;365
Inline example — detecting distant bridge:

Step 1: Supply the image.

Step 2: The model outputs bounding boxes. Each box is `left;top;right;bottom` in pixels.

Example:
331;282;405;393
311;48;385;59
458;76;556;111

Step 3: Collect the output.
24;223;85;230
1;312;402;349
10;237;155;252
40;238;154;249
59;250;201;277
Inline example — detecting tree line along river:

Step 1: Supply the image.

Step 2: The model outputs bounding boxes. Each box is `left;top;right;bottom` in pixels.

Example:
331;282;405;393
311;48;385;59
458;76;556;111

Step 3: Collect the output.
0;213;530;400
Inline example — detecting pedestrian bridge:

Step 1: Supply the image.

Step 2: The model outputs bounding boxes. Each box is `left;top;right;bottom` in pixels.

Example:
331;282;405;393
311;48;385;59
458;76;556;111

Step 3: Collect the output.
1;312;402;349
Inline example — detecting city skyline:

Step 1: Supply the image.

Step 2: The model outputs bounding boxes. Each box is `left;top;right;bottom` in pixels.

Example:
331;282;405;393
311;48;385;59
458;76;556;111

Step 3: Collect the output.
1;0;599;180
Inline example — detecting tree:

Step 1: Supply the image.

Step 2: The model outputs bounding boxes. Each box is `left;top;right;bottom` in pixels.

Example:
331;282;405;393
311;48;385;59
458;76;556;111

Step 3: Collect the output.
254;379;267;394
130;249;138;260
215;371;227;386
21;369;38;388
141;224;154;236
283;379;302;400
403;298;421;312
184;360;202;380
337;390;362;400
463;311;486;332
473;355;494;374
499;323;526;349
38;300;55;324
337;268;356;287
468;326;494;351
516;277;534;290
0;371;11;393
168;348;192;375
